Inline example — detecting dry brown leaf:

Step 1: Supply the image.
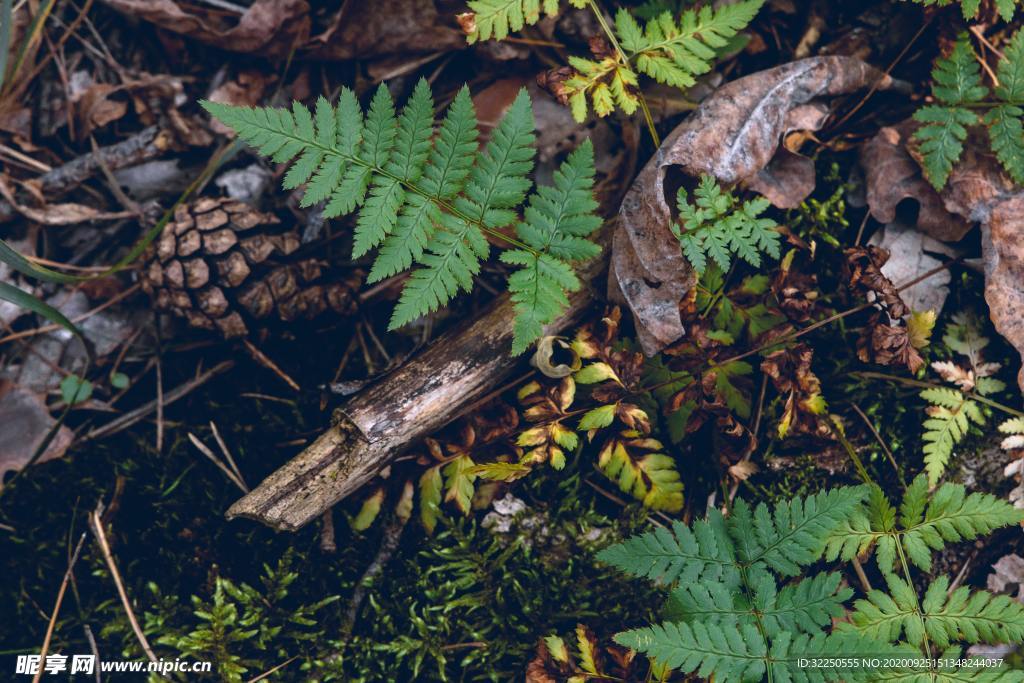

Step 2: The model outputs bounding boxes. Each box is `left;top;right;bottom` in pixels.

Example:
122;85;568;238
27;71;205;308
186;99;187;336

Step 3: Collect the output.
863;126;1024;391
867;221;955;315
860;122;972;242
100;0;310;58
0;382;73;481
614;56;891;354
205;71;271;137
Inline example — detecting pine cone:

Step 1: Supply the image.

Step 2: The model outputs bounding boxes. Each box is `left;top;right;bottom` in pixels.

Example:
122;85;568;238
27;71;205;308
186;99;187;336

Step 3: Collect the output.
140;198;360;337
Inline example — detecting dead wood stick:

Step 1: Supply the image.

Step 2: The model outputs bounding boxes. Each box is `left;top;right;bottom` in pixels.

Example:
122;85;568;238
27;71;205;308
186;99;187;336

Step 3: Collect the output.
0;126;174;222
226;226;614;531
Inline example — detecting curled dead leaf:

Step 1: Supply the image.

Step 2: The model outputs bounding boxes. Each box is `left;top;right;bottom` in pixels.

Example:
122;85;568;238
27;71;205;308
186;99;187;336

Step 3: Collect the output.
531;336;580;378
860;122;971;242
843;244;908;319
615;56;892;354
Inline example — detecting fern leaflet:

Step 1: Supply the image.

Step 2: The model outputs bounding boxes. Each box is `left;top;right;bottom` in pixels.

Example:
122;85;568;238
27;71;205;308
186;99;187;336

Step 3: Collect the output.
671;175;780;275
914;31;1024;188
202;80;603;354
920;387;985;487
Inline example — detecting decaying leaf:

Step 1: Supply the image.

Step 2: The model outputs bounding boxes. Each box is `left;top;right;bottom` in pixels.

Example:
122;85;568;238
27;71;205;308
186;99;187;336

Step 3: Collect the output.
868;222;955;316
843;245;908;318
615;56;892;354
761;343;829;438
0;382;73;481
0;177;132;225
860;122;972;242
857;315;925;374
863;125;1024;391
303;0;463;62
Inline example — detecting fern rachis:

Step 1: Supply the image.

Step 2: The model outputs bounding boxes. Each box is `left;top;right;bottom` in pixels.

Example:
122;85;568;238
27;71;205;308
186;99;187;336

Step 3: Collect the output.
203;80;603;354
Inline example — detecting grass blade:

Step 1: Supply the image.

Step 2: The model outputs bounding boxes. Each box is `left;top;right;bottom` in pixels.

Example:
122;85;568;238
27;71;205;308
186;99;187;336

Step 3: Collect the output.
0;279;83;338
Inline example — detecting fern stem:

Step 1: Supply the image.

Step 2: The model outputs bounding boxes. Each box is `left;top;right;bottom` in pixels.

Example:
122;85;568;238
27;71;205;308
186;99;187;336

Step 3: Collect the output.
736;563;775;683
893;537;934;660
827;416;876;486
583;0;661;147
852;371;1024;418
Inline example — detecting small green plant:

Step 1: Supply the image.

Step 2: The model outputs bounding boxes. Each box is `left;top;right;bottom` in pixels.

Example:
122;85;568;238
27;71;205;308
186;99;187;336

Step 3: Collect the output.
461;0;762;127
148;552;340;683
202;80;602;355
671;175;781;275
914;30;1024;189
598;477;1024;681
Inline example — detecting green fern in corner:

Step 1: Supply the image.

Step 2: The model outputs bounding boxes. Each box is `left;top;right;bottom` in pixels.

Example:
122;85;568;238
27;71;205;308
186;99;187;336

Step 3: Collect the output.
202;80;602;354
914;30;1024;189
599;478;1024;682
671;175;780;275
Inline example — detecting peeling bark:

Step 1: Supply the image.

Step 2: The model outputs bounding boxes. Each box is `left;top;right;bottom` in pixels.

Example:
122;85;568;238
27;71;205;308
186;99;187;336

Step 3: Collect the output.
226;227;612;531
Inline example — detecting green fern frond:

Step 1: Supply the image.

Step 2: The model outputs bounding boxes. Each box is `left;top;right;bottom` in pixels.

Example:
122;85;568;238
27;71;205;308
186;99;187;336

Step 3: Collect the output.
671;176;780;275
596;511;738;586
614;621;769;683
903;479;1024;572
932;35;988;106
534;0;762;122
920;387;985;486
843;574;1024;650
203;80;602;354
671;571;850;635
597;487;864;584
619;0;763;89
462;0;562;43
913;106;978;190
912;34;987;190
728;488;868;576
502;140;602;353
827;476;1023;576
605;480;1024;681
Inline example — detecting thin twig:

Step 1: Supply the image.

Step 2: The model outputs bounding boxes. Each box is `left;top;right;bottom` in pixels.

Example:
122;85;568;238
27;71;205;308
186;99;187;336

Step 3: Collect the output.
88;504;158;663
82;360;235;442
851;402;905;489
210;421;247;491
246;656;300;683
188;433;248;493
850;556;873;593
32;531;89;683
242;339;301;392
